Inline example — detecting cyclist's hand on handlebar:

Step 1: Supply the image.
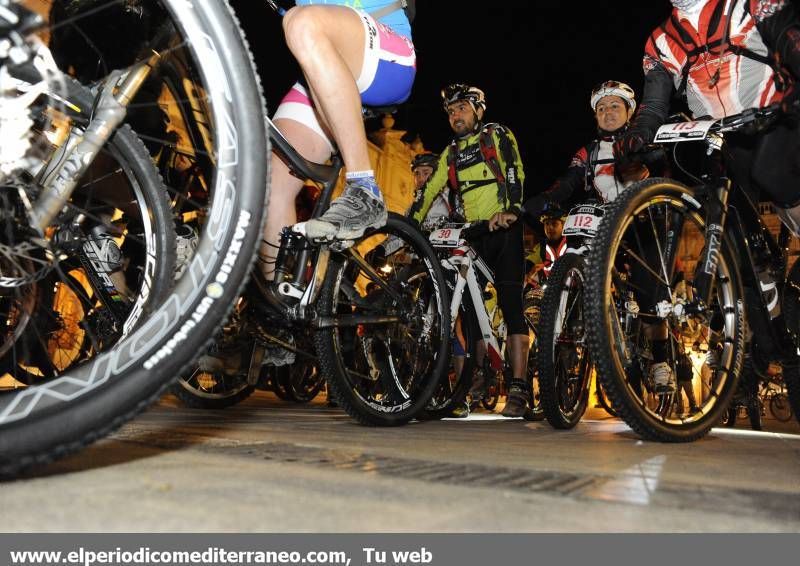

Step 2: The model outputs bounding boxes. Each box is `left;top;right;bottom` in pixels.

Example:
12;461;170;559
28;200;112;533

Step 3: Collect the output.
618;161;649;183
613;129;647;161
489;211;518;231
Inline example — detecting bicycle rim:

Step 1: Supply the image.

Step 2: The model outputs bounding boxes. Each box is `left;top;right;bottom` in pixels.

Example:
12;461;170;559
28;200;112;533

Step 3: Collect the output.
586;179;744;442
0;0;268;475
315;213;450;426
538;254;591;429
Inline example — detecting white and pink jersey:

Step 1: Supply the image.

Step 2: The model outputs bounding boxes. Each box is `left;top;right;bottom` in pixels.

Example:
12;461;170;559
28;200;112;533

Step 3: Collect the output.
273;2;416;150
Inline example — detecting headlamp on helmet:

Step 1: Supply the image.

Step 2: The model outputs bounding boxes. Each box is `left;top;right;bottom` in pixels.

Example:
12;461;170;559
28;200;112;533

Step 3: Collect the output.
441;83;487;114
590;80;636;113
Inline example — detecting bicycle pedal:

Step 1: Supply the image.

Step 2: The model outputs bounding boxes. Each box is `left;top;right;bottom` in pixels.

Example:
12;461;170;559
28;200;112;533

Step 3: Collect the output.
330;239;355;252
291;223;354;249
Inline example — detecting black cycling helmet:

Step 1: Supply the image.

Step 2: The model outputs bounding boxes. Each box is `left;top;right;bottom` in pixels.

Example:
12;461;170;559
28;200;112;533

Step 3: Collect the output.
411;152;438;171
539;204;567;223
441;83;487;113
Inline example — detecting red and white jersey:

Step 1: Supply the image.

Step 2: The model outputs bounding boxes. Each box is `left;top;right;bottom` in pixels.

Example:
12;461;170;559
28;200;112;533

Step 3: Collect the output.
645;0;786;119
570;139;633;203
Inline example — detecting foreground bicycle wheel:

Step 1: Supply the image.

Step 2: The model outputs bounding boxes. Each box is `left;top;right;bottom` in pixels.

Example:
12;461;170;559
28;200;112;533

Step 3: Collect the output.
315;213;450;425
585;179;745;442
537;254;592;429
0;0;267;476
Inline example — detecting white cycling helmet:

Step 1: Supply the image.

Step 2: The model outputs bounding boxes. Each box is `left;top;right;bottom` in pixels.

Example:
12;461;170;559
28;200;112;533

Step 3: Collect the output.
671;0;704;10
590;80;636;113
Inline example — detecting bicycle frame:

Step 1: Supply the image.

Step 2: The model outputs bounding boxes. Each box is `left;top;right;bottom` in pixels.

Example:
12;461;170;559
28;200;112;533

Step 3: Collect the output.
264;118;405;328
665;137;789;352
432;226;505;371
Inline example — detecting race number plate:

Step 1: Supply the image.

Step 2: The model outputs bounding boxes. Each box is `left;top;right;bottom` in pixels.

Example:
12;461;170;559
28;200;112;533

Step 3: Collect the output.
654;120;714;143
563;204;603;238
429;226;463;247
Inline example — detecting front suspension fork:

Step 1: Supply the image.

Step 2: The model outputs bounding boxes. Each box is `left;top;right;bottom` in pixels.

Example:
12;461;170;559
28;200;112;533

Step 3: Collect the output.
694;179;731;307
32;53;160;233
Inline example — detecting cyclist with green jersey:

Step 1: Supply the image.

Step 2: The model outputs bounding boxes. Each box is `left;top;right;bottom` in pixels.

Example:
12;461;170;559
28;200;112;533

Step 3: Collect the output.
409;84;530;417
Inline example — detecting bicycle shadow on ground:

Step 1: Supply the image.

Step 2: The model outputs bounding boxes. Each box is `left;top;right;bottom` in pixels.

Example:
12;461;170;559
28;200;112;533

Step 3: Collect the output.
6;396;268;482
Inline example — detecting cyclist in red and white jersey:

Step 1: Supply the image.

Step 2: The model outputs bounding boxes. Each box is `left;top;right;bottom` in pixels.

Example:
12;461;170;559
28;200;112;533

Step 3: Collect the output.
490;80;648;226
616;0;800;211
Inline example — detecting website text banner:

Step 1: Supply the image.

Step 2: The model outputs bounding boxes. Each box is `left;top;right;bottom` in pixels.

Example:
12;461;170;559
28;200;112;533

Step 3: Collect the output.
1;534;798;566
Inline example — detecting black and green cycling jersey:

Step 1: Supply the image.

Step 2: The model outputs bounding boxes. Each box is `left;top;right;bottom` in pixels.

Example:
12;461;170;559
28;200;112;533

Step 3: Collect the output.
409;123;525;223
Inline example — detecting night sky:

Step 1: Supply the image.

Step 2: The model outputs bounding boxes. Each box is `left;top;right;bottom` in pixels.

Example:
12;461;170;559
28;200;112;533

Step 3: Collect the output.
230;1;673;191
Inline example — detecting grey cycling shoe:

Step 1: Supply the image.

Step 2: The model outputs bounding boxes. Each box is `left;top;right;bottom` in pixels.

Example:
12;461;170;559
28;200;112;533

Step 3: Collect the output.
294;181;387;241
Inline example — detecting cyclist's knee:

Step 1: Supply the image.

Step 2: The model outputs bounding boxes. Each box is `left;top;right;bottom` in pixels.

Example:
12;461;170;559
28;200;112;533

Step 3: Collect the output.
282;6;326;51
497;282;526;335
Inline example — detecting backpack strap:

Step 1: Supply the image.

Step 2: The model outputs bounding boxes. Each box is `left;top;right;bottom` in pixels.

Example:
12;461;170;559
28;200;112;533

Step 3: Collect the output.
479;123;522;208
446;140;459;191
445;142;468;219
479;124;507;205
661;14;700;98
584;140;600;192
666;0;788;95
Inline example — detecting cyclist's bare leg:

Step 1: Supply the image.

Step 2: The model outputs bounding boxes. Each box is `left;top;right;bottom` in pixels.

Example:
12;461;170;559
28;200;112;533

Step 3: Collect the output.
282;6;370;171
280;6;390;241
260;117;332;280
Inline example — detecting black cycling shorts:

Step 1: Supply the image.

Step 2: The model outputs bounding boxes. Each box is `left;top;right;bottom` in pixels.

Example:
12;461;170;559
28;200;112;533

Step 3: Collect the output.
470;221;527;335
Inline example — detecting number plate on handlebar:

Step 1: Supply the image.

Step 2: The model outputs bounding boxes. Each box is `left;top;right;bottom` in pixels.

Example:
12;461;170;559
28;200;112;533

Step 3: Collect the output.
563;204;604;238
654;120;715;143
429;226;463;247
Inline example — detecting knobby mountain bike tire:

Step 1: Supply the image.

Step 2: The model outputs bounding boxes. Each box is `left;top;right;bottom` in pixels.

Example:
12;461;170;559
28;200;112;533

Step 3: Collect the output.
315;213;450;426
769;392;793;422
0;77;175;385
537;253;592;429
523;294;545;422
585;178;744;442
0;0;268;476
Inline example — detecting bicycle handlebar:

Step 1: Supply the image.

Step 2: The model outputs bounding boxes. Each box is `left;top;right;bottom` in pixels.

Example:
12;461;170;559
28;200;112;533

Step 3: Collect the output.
710;103;781;133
